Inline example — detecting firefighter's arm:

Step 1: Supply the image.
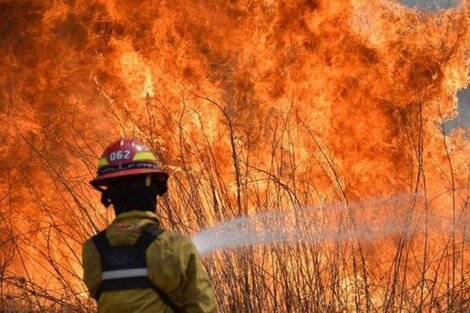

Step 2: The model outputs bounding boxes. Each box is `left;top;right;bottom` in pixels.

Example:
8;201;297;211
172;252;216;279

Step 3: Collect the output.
148;232;217;312
82;239;102;298
179;237;217;313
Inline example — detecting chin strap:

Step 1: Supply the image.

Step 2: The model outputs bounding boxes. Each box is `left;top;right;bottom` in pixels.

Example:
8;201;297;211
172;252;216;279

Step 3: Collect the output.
94;186;112;208
100;189;112;208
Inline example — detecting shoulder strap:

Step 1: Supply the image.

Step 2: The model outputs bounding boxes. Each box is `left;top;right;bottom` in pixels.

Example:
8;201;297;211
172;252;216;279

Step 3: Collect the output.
140;225;184;313
91;225;184;313
139;223;164;245
91;230;111;254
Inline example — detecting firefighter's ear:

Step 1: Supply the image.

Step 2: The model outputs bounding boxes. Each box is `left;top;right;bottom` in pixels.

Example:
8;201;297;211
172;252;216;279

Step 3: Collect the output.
100;188;112;208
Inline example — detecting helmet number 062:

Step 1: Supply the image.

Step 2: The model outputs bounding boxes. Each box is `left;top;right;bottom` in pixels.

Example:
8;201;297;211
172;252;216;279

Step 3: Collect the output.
109;150;131;161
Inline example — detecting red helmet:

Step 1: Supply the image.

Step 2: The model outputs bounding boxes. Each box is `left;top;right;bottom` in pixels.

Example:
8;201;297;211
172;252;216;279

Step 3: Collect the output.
90;138;168;188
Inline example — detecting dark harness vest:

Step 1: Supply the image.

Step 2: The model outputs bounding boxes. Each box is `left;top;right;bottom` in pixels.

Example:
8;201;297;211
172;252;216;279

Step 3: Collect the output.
92;224;182;313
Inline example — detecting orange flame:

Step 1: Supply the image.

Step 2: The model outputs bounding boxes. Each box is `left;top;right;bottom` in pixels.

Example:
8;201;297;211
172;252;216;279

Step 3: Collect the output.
0;0;469;311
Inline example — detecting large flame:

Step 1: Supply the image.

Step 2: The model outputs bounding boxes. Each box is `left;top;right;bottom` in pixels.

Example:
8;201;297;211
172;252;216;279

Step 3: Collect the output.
1;0;469;311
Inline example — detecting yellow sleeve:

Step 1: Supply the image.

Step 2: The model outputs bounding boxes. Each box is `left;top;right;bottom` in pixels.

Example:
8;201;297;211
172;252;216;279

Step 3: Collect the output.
147;232;217;313
82;239;102;299
179;237;217;313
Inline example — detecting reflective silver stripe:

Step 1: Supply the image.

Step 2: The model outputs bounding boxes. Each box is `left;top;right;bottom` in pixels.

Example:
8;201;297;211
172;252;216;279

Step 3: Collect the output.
102;268;148;280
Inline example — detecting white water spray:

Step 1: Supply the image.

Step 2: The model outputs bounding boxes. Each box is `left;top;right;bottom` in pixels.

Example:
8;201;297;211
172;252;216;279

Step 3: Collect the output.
192;193;465;255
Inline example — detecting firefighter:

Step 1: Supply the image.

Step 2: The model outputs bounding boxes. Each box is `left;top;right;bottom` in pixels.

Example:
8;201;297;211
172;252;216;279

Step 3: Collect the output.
82;138;217;313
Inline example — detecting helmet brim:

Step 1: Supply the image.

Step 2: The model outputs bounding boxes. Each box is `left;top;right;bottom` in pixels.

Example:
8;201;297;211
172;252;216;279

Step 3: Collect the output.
90;168;169;188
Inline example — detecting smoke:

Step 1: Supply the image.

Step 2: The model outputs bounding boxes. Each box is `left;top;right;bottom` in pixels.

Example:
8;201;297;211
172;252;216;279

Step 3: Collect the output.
400;0;469;136
400;0;460;10
444;87;470;134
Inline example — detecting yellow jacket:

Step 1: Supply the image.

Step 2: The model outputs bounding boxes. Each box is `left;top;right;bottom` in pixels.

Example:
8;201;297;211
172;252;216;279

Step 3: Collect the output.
82;211;217;313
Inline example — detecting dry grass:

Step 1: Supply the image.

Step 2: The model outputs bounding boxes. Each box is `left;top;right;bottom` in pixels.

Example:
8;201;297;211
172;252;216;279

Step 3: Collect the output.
1;95;469;313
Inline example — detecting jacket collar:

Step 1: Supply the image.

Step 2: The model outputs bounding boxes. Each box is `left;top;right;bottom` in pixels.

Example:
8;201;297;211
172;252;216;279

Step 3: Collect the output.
114;210;160;224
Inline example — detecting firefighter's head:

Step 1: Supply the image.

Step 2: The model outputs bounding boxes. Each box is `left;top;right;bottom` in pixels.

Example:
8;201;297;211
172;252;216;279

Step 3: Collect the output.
90;138;168;215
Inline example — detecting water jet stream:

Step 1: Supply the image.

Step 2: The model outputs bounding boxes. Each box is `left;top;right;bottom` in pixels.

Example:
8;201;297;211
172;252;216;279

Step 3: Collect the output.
192;193;465;255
